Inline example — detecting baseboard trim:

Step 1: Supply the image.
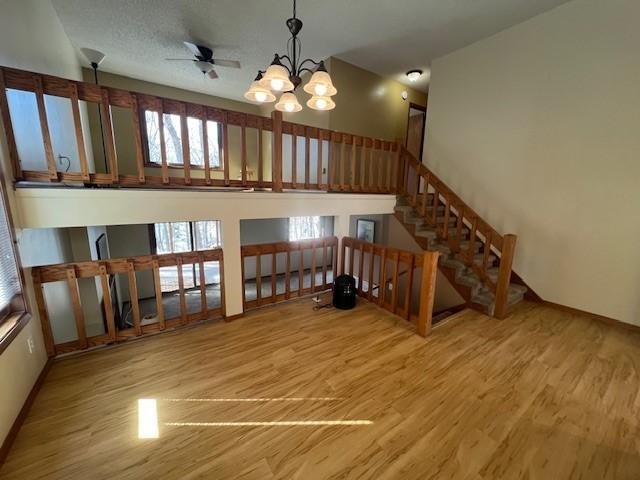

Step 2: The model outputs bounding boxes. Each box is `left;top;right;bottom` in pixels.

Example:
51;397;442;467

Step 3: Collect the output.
224;313;245;322
540;300;640;333
0;358;52;467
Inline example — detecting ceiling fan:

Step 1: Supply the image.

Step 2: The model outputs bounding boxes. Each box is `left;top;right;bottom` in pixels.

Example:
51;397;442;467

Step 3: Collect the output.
166;41;241;79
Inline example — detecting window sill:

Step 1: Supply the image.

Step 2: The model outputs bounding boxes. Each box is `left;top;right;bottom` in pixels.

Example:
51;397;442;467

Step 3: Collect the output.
0;312;31;356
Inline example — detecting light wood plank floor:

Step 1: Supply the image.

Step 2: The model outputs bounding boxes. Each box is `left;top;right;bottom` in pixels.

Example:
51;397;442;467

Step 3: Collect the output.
2;297;640;479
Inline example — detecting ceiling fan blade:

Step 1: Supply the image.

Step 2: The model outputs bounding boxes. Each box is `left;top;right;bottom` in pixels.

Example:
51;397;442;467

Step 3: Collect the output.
212;59;241;69
208;69;219;80
165;58;195;61
183;41;202;57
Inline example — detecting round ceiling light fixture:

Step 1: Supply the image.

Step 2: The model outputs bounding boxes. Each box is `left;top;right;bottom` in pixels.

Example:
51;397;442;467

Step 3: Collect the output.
406;69;423;82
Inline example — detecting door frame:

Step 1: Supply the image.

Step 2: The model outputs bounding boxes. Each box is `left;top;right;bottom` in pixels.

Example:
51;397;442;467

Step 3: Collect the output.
405;102;427;160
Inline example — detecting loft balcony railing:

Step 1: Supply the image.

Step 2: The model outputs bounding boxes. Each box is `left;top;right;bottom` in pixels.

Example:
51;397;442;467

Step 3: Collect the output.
0;66;400;193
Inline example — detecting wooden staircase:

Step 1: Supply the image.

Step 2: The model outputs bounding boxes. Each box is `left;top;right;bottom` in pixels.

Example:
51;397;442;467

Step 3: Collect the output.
395;147;526;318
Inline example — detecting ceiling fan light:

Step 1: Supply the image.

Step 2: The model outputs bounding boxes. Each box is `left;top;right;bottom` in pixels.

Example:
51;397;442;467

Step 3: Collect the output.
244;81;276;103
307;95;335;111
275;92;302;113
259;64;294;92
80;47;106;67
406;69;423;82
304;70;337;97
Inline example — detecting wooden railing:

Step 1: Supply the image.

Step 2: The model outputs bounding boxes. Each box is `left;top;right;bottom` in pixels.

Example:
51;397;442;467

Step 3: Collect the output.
0;65;398;194
341;237;439;336
398;146;517;318
241;236;338;309
32;248;224;356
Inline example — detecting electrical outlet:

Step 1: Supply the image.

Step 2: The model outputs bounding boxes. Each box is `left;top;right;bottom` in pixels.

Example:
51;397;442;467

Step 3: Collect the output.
27;336;34;354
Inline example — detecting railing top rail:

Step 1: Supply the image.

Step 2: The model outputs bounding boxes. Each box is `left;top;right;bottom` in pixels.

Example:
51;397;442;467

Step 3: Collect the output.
342;236;432;261
241;236;338;255
32;248;223;283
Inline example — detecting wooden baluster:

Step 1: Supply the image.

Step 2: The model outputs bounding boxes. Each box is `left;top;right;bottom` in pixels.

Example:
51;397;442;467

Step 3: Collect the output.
391;252;400;314
412;164;419;205
271;252;277;302
202;114;211;186
357;241;365;295
327;133;335;190
404;255;415;320
332;239;338;281
126;261;141;335
494;234;517;320
369;140;376;191
33;76;58;181
466;218;478;263
316;130;323;189
100;88;118;183
386;142;393;192
129;93;146;184
417;251;439;337
177;258;187;324
198;254;207;313
322;239;328;287
0;69;21;179
340;136;347;190
219;252;227;316
367;245;375;301
32;271;55;356
310;243;317;292
98;264;116;341
255;253;262;305
378;249;387;306
421;173;431;216
222;111;230;186
158;103;169;184
241;249;247;309
482;232;493;275
360;139;367;190
377;143;384;192
349;241;356;277
271;111;283;192
454;204;464;251
152;259;165;330
285;250;291;300
180;104;191;185
393;143;402;193
340;237;346;275
350;136;357;191
66;268;87;349
403;152;410;196
442;196;451;239
241;114;247;186
257;117;264;187
298;245;304;295
69;84;90;182
291;128;297;188
305;127;311;189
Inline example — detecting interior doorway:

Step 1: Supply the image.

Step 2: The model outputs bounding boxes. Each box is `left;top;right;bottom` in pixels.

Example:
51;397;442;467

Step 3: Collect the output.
405;103;427;160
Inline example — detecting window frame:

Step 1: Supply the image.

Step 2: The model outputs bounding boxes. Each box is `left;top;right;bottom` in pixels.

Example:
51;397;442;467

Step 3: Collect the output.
140;108;225;171
150;221;221;254
0;172;30;355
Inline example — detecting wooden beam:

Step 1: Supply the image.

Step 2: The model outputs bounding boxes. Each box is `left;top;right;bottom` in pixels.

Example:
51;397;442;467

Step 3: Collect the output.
202;115;211;185
68;83;90;181
100;88;118;182
129;93;146;184
31;271;55;357
152;259;165;330
66;268;87;350
158;103;169;184
126;261;142;336
241;114;247;186
223;111;230;186
98;264;116;342
180;104;191;185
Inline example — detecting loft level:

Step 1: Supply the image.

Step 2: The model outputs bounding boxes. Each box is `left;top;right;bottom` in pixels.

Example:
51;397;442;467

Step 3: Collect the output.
0;65;401;193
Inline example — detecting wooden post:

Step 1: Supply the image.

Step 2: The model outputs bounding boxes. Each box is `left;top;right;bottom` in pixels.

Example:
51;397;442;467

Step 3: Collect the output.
98;264;116;341
100;88;119;183
0;69;21;180
158;103;169;184
180;104;191;185
32;270;55;357
126;261;142;336
222;111;230;186
69;84;90;182
129;93;146;184
241;114;247;186
271;110;283;192
66;268;87;349
417;251;439;337
493;234;517;319
33;76;58;181
258;118;264;187
152;259;165;330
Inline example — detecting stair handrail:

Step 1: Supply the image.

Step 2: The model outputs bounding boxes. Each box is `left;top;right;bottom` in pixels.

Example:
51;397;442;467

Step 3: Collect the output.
398;146;517;319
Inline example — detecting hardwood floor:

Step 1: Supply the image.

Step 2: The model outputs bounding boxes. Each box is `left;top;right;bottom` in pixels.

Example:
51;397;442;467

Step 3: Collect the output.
1;297;639;479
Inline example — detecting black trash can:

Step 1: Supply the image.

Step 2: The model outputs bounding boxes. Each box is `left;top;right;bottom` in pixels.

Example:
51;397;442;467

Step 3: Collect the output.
333;274;356;310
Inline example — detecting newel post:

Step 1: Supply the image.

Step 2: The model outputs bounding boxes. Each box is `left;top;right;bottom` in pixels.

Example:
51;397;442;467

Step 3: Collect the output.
271;110;283;192
417;250;439;337
494;234;517;319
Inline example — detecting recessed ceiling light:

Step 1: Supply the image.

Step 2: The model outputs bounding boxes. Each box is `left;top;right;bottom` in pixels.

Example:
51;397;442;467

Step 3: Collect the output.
406;70;423;82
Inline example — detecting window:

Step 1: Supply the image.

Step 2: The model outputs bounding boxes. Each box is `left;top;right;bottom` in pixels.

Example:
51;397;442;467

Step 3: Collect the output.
289;216;323;241
143;110;221;169
0;181;26;336
153;221;221;254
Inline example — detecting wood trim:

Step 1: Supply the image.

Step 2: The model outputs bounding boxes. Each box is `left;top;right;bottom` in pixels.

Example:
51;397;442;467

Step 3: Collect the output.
0;69;21;179
68;83;90;182
222;112;230;186
0;358;52;467
0;312;31;357
33;76;57;181
224;313;244;322
129;93;146;183
100;88;118;182
539;300;640;333
179;104;191;185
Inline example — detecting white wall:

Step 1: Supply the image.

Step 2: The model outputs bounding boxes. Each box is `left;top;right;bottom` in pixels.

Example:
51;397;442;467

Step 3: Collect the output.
424;0;640;325
0;0;87;447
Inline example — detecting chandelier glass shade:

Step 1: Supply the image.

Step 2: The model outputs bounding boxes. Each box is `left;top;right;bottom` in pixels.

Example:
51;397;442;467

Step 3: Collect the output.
244;0;336;112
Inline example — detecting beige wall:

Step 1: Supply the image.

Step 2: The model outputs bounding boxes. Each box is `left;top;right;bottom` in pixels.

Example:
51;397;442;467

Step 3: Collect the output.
0;0;83;446
425;0;640;325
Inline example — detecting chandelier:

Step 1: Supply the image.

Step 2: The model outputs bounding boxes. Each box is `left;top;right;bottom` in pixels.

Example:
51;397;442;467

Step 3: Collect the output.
244;0;337;112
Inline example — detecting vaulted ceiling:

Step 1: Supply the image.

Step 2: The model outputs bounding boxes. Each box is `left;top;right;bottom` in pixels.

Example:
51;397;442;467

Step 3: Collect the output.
52;0;570;101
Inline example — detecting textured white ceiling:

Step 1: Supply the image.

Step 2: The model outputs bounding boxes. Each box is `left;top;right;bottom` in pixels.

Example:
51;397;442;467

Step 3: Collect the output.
51;0;569;101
